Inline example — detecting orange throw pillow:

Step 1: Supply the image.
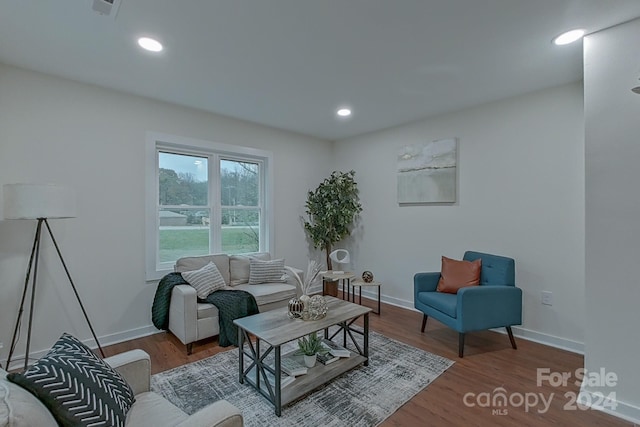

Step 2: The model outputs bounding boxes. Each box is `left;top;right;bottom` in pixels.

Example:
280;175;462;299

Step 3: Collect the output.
436;256;482;294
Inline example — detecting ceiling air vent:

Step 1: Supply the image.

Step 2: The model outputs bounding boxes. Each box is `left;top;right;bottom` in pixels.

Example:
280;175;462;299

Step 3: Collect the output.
92;0;121;18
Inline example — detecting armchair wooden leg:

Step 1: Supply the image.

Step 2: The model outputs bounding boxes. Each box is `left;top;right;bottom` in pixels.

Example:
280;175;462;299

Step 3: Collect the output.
187;343;193;355
458;333;465;358
506;326;517;350
421;314;428;332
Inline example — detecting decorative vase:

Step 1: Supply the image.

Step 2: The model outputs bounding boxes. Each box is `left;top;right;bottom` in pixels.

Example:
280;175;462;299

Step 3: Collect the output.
287;297;305;319
303;354;317;368
362;270;374;283
299;294;311;305
306;295;328;320
299;294;312;320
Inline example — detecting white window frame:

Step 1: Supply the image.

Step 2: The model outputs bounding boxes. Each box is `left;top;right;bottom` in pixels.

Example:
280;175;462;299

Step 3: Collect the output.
145;132;274;281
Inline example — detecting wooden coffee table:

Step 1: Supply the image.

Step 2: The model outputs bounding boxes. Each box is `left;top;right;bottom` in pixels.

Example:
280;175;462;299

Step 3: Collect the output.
234;296;371;416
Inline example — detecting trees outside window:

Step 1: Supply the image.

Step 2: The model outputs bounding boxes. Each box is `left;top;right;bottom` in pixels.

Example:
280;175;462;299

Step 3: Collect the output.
146;133;272;280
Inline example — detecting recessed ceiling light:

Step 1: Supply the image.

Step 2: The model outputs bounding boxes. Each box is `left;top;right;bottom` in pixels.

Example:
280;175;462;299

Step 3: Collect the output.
137;37;163;52
336;108;352;117
553;29;586;46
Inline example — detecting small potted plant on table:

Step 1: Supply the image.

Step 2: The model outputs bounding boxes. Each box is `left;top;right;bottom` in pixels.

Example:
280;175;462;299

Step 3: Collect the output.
298;332;323;367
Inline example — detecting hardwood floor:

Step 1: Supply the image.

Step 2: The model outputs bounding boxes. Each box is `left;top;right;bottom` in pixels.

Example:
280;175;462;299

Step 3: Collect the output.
105;295;632;426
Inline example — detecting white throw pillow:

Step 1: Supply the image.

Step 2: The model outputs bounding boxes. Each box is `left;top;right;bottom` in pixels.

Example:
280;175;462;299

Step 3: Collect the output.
248;258;285;285
182;261;226;298
229;252;271;286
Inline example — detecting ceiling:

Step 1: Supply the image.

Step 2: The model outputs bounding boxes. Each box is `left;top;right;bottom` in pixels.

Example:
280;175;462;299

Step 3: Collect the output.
1;1;640;141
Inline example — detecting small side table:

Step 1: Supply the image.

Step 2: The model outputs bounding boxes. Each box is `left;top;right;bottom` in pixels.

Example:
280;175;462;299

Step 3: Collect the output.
350;279;382;314
322;271;355;300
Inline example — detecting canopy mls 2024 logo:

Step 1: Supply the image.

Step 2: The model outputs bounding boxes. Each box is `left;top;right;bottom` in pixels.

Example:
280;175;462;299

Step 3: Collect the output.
463;367;618;416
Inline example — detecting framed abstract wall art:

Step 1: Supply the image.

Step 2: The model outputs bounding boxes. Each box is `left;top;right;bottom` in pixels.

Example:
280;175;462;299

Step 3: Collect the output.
397;138;457;204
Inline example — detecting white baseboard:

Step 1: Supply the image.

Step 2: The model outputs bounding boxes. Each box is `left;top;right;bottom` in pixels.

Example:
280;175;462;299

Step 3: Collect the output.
357;288;585;355
492;326;584;354
1;325;160;371
95;325;161;348
356;287;415;311
579;385;640;424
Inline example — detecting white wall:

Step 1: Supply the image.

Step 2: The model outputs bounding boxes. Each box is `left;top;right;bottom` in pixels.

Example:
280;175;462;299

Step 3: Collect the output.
333;82;586;351
0;63;332;362
0;62;588;365
584;18;640;423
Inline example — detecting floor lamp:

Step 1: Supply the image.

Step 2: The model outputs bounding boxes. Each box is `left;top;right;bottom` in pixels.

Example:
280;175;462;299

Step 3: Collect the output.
3;183;104;371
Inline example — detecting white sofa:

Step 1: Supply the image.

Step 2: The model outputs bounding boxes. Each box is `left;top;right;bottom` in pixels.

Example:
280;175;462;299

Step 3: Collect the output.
170;252;301;354
0;349;243;427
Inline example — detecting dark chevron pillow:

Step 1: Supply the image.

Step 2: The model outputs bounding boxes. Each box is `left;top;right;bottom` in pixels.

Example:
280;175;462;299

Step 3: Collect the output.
7;333;135;427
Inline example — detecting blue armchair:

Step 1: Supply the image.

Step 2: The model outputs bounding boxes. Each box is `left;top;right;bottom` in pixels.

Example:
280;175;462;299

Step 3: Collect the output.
414;251;522;357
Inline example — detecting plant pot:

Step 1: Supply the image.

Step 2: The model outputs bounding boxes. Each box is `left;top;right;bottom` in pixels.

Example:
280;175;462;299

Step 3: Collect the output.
303;354;317;368
324;280;338;297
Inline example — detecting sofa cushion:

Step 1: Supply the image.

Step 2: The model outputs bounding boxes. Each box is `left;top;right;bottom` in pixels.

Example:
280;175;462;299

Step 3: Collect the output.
197;302;219;319
229;252;271;286
235;282;297;306
7;333;135;427
175;254;230;285
124;391;188;427
437;256;481;294
1;371;58;427
182;261;227;299
248;258;285;285
417;291;458;318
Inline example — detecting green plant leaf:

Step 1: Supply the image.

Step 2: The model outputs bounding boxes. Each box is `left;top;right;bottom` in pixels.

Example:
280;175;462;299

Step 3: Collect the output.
302;171;362;267
297;332;324;356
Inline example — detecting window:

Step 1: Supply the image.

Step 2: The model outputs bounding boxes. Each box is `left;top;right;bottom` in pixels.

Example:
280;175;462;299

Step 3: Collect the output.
146;132;273;280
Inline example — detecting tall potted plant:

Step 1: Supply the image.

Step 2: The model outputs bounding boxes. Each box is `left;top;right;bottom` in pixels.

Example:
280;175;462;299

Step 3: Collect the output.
303;171;362;295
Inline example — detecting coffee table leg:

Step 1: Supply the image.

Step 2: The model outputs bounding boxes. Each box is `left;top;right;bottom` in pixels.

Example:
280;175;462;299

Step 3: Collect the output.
364;313;369;367
342;321;347;347
238;328;244;384
255;339;260;390
275;346;281;416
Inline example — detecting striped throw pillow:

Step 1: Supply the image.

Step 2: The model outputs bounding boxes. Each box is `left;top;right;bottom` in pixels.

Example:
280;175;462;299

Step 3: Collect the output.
182;261;226;299
7;333;135;427
248;258;285;284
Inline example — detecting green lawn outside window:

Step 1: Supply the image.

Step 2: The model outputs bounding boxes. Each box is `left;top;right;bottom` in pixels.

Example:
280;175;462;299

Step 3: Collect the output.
159;227;259;262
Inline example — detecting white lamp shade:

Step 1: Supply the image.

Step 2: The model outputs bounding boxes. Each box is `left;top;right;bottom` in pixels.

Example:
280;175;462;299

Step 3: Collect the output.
3;184;77;219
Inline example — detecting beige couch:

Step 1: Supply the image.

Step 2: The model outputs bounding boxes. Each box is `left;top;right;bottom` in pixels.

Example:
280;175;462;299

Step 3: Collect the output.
170;252;301;354
0;349;243;427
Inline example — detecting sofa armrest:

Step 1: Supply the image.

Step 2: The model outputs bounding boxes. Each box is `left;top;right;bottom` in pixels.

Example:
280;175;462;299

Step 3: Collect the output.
176;400;243;427
168;284;199;345
414;272;440;298
457;286;522;331
104;349;151;395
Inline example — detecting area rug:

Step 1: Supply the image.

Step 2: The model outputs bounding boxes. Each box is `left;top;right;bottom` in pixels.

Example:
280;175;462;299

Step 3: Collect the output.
151;331;453;427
